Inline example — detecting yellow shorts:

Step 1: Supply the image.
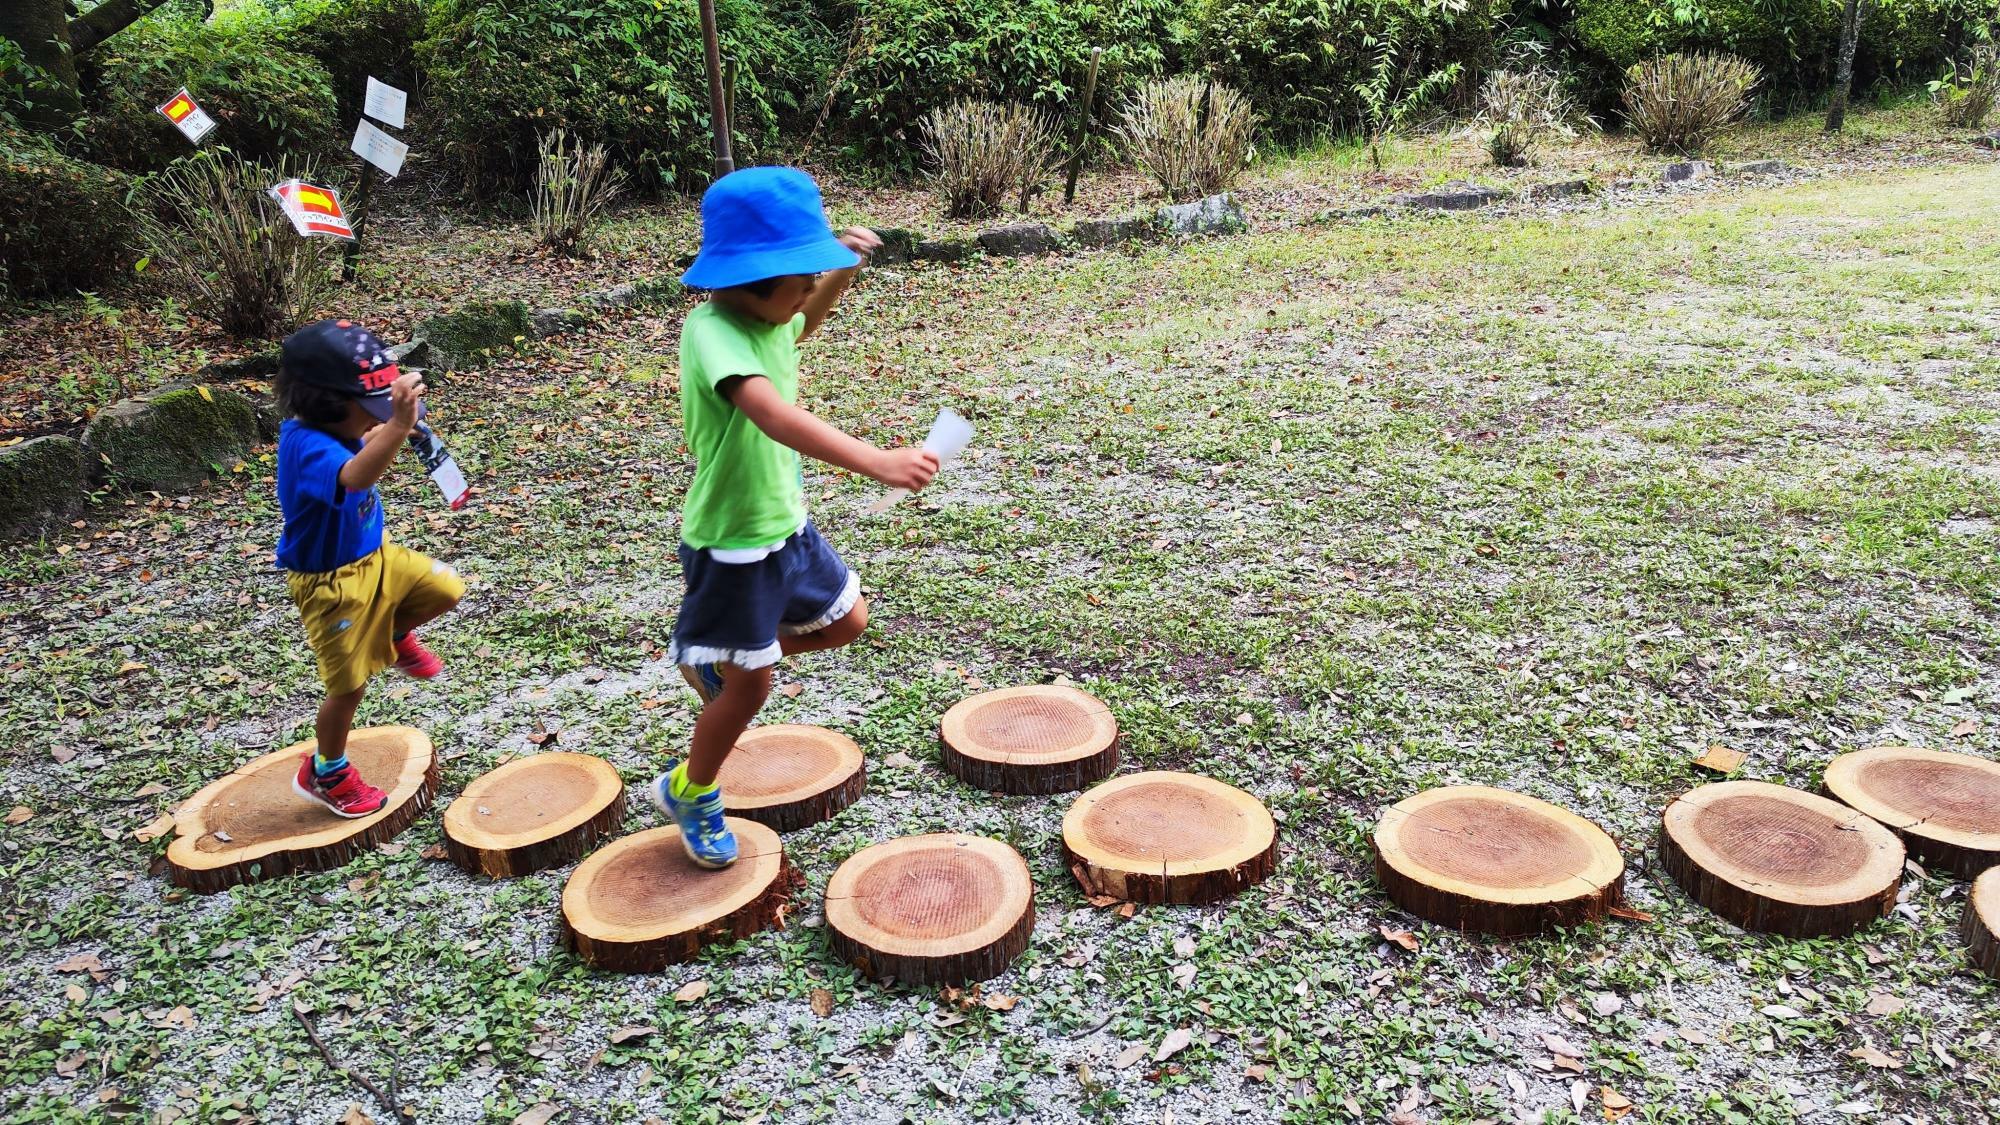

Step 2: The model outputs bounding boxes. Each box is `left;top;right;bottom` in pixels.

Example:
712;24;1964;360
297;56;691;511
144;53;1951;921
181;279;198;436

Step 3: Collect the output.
289;543;465;695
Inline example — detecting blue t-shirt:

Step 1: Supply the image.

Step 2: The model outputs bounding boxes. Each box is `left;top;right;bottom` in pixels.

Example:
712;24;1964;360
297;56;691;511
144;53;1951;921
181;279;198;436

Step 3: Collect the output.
275;419;383;573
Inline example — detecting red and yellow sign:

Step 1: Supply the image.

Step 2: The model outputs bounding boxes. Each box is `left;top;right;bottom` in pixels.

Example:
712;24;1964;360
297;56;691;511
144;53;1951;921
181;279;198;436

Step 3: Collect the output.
268;179;356;240
155;87;216;144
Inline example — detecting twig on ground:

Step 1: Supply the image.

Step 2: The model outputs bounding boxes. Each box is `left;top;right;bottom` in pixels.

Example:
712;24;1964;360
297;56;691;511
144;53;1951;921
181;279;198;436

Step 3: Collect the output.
294;1004;412;1122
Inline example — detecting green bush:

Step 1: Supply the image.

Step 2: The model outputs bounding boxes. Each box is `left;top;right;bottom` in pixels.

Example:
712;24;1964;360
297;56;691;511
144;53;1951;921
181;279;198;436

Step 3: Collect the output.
76;18;338;173
278;0;427;122
0;128;133;298
836;0;1181;164
1569;0;1999;106
1195;0;1503;142
422;0;825;194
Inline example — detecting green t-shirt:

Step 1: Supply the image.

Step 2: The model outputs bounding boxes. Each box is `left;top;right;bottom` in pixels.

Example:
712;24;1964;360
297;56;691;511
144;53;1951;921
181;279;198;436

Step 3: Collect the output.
678;301;809;550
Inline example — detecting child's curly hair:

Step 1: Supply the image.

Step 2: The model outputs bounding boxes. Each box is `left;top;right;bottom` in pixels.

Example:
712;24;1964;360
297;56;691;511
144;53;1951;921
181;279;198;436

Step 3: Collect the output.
273;364;354;428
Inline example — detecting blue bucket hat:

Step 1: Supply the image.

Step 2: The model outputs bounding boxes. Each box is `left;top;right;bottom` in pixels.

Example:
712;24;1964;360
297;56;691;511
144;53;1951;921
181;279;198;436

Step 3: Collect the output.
681;166;860;290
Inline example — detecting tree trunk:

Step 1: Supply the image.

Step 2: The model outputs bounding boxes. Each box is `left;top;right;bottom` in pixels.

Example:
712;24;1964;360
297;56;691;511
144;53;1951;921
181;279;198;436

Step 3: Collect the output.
0;0;85;130
1825;0;1868;132
66;0;170;57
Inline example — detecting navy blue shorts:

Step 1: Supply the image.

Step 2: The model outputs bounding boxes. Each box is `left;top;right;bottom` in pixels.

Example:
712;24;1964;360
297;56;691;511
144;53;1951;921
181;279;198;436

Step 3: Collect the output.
668;522;859;670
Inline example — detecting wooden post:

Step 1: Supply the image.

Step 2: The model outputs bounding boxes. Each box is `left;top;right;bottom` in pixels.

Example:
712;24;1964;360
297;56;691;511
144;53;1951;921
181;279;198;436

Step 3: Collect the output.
341;162;376;283
1062;47;1103;205
724;55;739;150
698;0;734;178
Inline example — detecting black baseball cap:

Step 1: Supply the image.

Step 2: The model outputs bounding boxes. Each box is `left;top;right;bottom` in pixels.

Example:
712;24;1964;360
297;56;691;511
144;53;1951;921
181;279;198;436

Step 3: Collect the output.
280;318;424;423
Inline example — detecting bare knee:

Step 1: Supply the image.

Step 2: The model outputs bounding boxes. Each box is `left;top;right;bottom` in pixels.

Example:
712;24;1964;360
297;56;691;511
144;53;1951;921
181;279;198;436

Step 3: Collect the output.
722;664;774;708
822;597;869;647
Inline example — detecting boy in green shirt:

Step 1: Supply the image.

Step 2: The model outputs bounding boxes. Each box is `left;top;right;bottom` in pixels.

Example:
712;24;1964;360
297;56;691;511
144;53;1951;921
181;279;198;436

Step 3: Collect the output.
653;166;940;868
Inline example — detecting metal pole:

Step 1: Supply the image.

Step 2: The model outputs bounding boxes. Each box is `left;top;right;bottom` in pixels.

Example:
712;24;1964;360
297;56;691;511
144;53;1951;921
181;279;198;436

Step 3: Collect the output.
698;0;734;178
341;161;376;283
1063;47;1103;205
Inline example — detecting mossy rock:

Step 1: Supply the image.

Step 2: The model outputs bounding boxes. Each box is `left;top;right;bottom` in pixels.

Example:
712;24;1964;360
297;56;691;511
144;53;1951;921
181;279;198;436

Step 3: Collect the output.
872;227;923;264
415;301;532;372
0;435;91;543
83;386;259;493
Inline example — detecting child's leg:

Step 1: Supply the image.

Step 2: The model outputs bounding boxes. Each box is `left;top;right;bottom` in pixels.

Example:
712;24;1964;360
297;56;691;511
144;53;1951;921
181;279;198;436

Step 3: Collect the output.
778;597;868;656
683;664;773;786
314;686;366;771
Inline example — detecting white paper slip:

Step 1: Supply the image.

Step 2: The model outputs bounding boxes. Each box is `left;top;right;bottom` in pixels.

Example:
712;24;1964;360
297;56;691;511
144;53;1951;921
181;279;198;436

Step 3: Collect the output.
863;407;974;515
408;423;469;509
351;118;409;178
363;76;407;128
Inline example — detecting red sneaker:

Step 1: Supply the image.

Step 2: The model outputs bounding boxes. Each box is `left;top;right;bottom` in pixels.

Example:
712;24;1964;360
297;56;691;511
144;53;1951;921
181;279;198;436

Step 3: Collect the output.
393;632;443;679
292;752;388;818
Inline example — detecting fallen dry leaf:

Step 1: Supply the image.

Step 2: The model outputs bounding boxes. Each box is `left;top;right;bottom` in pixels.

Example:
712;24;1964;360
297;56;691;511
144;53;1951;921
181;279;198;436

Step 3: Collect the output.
511;1105;561;1125
420;844;449;860
810;988;834;1018
982;992;1017;1011
1849;1045;1902;1069
608;1025;657;1045
4;806;31;825
1543;1033;1587;1058
1379;924;1419;952
115;661;148;677
54;952;106;976
341;1105;374;1125
779;683;803;698
673;979;710;1003
1155;1027;1192;1062
133;782;169;798
1593;992;1623;1016
1950;718;1978;738
1864;992;1906;1017
1112;1044;1147;1070
1607;904;1655;923
1601;1086;1632;1109
1692;745;1746;773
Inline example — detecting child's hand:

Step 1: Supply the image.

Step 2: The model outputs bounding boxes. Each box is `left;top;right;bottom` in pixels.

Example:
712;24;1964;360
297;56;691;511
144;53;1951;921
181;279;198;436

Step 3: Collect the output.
836;226;882;264
387;371;425;431
363;371;426;444
871;447;941;491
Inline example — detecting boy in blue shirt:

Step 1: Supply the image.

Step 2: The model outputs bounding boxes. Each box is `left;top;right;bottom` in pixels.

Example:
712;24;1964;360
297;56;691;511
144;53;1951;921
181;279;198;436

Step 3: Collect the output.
274;319;465;816
652;167;939;868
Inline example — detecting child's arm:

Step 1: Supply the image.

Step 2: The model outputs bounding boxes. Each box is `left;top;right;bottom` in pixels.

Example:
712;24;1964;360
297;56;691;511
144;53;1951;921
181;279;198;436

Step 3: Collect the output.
338;372;424;492
726;375;938;490
797;227;883;344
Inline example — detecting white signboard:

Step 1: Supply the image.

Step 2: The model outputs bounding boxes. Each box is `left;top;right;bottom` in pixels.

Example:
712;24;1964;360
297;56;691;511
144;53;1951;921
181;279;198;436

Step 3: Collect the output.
351;118;409;178
156;88;216;144
363;77;407;129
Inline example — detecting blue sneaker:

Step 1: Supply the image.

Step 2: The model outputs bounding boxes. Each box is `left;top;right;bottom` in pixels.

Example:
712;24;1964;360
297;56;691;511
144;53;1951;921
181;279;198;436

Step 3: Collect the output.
679;662;726;705
649;763;738;869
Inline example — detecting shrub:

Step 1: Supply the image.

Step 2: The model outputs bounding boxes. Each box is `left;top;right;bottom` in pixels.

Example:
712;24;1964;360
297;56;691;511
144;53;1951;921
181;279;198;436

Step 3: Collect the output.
531;128;626;257
1571;0;1837;106
920;100;1062;219
1196;0;1501;142
1480;67;1587;166
279;0;427;122
76;19;338;174
0;128;134;299
1931;45;2000;129
1117;78;1255;200
837;0;1179;164
422;0;824;194
137;152;336;338
1621;51;1759;154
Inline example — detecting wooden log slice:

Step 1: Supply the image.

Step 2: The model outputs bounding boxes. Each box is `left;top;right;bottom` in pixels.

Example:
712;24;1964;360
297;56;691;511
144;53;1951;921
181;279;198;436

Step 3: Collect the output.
1062;771;1277;905
719;725;866;832
166;726;438;893
561;818;791;972
940;685;1118;795
825;834;1034;985
1372;786;1625;938
1966;867;2000;979
1660;780;1904;938
442;753;626;878
1823;745;2000;880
